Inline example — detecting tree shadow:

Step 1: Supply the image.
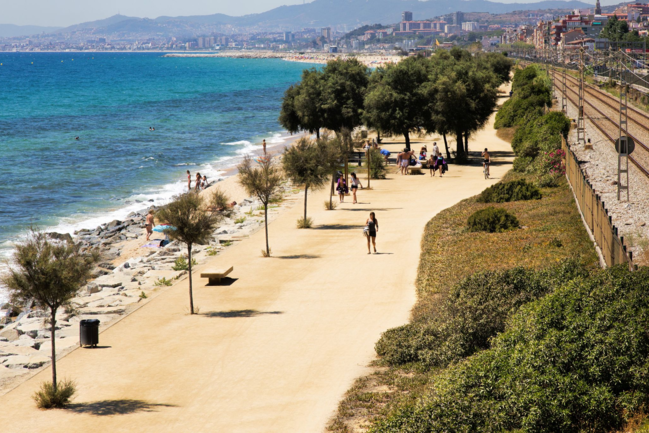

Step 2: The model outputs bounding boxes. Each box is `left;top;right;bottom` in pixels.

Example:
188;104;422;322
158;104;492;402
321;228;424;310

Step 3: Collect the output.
202;310;283;318
66;399;176;416
312;224;365;230
340;208;402;212
276;254;320;259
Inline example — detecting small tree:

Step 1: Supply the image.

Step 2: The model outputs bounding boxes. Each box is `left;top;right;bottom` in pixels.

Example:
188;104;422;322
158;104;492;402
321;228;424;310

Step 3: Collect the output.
2;231;98;406
156;193;221;314
238;155;283;256
282;138;329;226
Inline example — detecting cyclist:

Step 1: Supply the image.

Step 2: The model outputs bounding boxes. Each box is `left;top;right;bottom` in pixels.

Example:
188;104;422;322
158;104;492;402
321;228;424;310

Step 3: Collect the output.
481;148;491;178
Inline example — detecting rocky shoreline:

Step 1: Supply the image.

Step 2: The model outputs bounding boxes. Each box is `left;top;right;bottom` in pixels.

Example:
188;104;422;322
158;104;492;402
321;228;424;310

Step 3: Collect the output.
0;177;299;394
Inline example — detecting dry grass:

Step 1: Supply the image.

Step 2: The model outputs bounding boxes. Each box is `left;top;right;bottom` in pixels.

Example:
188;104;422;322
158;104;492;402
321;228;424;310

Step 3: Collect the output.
495;126;517;143
326;171;598;433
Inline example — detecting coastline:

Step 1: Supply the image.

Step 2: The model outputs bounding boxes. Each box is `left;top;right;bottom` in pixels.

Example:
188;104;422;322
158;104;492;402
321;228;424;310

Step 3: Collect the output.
0;131;306;393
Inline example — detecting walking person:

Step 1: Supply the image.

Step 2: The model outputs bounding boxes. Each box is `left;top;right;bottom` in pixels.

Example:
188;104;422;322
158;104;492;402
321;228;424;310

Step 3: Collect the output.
145;209;155;241
428;153;438;177
187;170;191;191
432;142;440;157
336;174;347;203
365;212;379;254
436;154;445;178
350;172;363;204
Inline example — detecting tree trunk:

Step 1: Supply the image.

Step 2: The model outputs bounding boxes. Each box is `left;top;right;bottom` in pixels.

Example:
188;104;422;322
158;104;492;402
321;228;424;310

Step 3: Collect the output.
455;131;466;162
404;131;411;151
464;132;469;156
50;308;57;392
376;130;381;144
264;205;270;256
316;129;320;139
188;244;194;314
443;133;451;160
367;149;371;189
329;173;335;209
344;155;349;189
304;185;308;221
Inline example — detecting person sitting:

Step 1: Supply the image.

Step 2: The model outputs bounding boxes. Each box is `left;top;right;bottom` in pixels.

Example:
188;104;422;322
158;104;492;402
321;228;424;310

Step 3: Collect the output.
419;147;427;161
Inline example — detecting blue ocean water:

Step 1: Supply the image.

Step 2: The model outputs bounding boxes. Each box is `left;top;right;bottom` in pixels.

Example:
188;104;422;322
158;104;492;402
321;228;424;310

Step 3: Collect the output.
0;53;310;302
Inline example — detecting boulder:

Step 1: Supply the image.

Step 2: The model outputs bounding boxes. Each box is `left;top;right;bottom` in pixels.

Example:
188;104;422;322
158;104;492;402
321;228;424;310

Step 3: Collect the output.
46;232;73;243
107;220;122;229
3;354;50;369
0;328;21;342
98;262;116;271
87;283;101;295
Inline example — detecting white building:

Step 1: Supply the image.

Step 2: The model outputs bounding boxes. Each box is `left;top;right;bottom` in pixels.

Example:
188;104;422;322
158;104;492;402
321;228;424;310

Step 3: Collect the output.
462;22;479;32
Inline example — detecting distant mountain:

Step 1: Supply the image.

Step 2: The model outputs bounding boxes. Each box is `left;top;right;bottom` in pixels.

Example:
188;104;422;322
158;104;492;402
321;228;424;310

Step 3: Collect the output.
0;24;61;37
45;0;596;37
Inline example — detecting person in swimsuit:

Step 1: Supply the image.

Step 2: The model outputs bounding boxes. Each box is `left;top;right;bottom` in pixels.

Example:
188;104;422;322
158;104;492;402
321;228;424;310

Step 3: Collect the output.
262;139;267;155
437;155;445;178
428;153;438;177
202;175;208;189
350;172;363;204
187;170;191;191
195;173;202;191
145;209;155;241
365;211;379;254
482;148;491;177
336;174;347;203
399;148;410;175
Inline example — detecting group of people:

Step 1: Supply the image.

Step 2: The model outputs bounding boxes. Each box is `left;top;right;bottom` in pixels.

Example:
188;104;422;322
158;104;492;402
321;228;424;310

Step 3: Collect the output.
187;170;208;191
363;139;391;164
336;172;363;204
395;142;448;177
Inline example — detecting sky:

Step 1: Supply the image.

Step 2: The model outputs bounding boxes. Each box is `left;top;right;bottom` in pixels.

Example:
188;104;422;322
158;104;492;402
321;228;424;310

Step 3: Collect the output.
0;0;611;28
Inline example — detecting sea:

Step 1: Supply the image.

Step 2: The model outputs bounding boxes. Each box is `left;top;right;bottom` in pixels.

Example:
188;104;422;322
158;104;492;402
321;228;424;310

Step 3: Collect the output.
0;52;312;304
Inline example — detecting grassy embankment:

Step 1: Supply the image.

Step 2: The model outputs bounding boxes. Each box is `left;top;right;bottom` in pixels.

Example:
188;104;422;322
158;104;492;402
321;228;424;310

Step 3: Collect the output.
328;64;649;433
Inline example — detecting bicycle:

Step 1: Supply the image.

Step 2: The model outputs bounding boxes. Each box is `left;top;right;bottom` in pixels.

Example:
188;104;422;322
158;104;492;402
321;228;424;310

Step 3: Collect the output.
483;161;490;179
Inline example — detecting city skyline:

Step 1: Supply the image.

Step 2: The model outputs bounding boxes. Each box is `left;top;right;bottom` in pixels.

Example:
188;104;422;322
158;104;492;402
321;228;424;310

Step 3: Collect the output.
0;0;612;28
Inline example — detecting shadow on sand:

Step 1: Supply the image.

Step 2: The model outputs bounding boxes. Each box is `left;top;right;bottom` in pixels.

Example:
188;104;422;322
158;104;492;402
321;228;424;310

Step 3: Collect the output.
66;399;177;416
276;254;320;260
202;310;283;318
312;224;365;230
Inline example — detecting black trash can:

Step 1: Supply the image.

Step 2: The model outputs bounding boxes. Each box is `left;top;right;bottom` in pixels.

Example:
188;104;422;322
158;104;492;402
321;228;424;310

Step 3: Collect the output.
80;319;100;348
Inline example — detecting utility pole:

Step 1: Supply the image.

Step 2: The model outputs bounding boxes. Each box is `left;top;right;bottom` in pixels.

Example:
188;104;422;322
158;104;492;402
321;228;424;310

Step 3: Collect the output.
577;47;586;146
618;50;630;201
562;52;567;115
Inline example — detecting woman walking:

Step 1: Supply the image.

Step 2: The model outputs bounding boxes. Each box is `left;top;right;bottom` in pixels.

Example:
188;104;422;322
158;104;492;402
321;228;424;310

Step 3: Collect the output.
336;174;348;203
365;212;379;254
436;155;445;178
350;172;363;204
428;153;438;177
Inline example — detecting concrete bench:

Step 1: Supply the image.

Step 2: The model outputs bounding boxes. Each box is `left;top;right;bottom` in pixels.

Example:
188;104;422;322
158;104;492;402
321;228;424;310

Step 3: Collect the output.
201;266;233;285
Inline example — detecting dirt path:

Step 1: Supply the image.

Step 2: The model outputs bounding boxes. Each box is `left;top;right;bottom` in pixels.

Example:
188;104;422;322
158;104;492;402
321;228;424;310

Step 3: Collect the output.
0;112;512;433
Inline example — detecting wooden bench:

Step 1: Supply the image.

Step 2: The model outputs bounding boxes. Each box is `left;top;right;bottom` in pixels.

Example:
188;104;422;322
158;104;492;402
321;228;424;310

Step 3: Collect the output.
201;266;233;285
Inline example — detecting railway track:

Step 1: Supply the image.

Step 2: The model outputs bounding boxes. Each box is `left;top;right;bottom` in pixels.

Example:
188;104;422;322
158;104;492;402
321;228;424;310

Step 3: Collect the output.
554;78;649;179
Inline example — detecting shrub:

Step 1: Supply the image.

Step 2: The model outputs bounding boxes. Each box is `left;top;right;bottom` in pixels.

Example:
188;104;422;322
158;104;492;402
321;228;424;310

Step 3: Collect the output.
494;65;551;129
324;200;338;210
297;217;313;229
155;277;173;286
534;148;566;176
375;261;588;367
235;217;246;224
373;266;649;433
33;380;76;409
511;111;570;157
477;179;542;203
172;256;198;271
467;207;519;232
538;173;561;188
513;156;533;173
368;148;387;179
210;188;231;215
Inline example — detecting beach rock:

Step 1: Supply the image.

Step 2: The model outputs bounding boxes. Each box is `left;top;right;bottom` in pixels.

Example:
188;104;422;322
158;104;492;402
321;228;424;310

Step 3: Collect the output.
107;220;122;229
91;269;110;279
46;232;73;243
98;282;122;289
0;328;21;342
98;262;116;271
14;335;37;349
4;354;50;369
87;283;101;295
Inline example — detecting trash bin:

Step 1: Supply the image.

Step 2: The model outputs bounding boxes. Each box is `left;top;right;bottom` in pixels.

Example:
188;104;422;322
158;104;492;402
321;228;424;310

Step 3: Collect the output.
80;319;100;348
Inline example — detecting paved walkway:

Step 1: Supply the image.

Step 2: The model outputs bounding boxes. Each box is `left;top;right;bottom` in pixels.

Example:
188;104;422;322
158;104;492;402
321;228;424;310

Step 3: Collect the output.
0;113;512;433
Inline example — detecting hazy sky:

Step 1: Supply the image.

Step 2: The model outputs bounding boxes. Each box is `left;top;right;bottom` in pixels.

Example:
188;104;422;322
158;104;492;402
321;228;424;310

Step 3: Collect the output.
0;0;306;27
1;0;609;28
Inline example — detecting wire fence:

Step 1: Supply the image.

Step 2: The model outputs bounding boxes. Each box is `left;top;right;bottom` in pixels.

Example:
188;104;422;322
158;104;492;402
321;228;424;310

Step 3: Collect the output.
562;137;636;270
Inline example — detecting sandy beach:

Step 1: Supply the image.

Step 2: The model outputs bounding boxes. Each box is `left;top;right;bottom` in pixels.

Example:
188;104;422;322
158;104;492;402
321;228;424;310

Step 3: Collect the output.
0;90;513;431
162;51;402;67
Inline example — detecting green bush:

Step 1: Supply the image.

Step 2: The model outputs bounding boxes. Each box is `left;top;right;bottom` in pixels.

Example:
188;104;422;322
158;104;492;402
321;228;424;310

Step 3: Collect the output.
368;148;387;179
538;173;561;188
494;65;551;129
511;111;570;158
172;256;198;271
375;261;588;367
477;179;542;203
513;156;533;173
297;217;313;228
372;266;649;433
33;380;76;409
467;207;519;232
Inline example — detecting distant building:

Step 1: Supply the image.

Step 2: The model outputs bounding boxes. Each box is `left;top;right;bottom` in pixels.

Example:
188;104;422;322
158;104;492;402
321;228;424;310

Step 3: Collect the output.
445;24;461;35
321;27;332;41
284;31;293;42
452;11;464;26
329;46;338;53
402;11;413;22
462;22;479;32
197;37;205;48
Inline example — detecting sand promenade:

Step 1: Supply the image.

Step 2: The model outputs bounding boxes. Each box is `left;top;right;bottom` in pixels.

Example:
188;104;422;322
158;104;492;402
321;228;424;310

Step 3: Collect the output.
0;112;512;432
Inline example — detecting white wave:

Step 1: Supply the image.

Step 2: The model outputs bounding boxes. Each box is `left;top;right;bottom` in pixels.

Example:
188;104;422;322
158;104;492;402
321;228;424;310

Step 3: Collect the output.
222;140;252;146
174;162;197;166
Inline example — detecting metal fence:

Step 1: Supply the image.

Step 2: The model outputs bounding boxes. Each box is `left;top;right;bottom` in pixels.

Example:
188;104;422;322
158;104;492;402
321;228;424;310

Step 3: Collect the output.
562;137;636;270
